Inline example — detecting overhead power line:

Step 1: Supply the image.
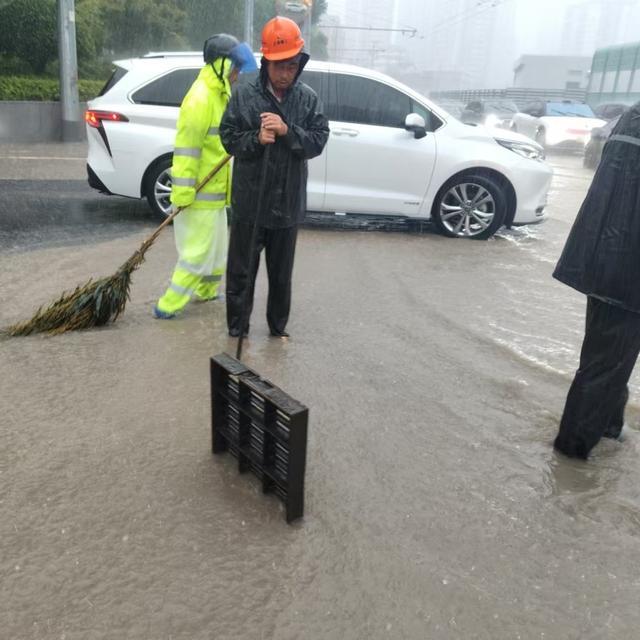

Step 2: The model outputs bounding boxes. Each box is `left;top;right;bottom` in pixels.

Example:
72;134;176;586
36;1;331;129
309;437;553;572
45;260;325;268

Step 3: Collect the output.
425;0;513;39
318;24;417;37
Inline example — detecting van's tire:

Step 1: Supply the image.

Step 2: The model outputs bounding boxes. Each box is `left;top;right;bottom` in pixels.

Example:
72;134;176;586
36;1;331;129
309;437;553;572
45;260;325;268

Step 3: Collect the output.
432;174;507;240
144;156;173;220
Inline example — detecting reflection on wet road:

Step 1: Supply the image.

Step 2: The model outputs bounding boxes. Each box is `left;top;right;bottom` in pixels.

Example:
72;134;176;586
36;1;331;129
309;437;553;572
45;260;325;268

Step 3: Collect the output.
0;180;154;251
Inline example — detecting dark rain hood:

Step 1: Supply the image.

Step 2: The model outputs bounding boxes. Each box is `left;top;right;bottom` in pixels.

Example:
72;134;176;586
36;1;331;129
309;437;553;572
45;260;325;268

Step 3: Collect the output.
553;102;640;313
219;53;329;228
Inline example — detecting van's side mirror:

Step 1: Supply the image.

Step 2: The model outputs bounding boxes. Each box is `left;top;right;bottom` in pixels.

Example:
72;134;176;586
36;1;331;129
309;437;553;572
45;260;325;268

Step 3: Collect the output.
405;113;427;139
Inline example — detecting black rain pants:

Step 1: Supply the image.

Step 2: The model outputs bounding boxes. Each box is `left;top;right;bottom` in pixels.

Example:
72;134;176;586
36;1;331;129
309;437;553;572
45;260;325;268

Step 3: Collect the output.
226;221;298;336
554;296;640;459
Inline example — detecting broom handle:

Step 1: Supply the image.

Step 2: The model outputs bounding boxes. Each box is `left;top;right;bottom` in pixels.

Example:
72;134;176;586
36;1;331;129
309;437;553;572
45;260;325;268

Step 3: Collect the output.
236;145;272;360
136;155;232;257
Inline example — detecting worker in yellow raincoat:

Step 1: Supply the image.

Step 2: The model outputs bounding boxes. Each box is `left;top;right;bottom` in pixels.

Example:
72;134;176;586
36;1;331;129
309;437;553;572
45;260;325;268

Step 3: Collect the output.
154;34;256;319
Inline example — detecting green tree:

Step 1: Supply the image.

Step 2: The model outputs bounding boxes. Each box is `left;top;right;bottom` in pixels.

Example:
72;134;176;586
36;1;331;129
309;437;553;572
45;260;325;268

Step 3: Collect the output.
0;0;57;74
182;0;328;53
311;0;328;25
100;0;187;57
253;0;327;57
309;27;328;60
181;0;243;51
76;0;106;75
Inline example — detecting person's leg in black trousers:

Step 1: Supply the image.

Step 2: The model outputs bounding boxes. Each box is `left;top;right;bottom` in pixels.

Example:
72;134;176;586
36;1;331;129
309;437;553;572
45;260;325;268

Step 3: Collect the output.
554;296;640;459
226;222;266;336
603;386;629;440
264;225;298;336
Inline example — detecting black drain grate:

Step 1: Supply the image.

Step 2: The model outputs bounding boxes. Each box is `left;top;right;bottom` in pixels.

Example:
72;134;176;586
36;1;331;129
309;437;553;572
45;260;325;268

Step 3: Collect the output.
210;353;309;523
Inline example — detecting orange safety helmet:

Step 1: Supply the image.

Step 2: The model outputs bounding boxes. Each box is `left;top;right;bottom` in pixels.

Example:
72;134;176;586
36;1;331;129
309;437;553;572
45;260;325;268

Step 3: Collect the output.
260;16;305;61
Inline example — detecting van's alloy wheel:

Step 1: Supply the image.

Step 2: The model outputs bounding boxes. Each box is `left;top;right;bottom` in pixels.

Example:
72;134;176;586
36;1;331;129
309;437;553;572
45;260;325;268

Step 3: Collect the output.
144;156;173;219
432;174;507;240
153;167;172;217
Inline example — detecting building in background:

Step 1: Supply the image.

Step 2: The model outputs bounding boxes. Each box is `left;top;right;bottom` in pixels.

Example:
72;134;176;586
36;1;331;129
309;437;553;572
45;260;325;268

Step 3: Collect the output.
562;0;640;58
390;0;518;92
513;55;591;91
323;0;640;97
587;41;640;107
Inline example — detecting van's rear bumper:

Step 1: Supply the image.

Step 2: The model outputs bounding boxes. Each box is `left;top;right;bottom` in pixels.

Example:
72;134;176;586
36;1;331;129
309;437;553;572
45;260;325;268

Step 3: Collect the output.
87;163;112;195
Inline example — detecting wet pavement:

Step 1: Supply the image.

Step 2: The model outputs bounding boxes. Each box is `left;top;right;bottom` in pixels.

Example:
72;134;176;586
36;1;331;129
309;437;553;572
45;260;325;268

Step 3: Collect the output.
2;144;640;639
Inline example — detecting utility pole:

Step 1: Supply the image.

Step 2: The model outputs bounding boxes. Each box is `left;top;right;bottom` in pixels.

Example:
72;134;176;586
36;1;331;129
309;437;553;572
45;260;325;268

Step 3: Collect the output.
244;0;254;48
57;0;82;141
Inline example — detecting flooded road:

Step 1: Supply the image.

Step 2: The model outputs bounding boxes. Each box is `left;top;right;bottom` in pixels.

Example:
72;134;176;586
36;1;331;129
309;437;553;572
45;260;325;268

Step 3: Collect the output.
2;146;640;639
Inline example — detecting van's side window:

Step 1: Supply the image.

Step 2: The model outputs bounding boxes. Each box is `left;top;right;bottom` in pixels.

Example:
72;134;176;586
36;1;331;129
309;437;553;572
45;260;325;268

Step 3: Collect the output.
300;70;324;102
411;100;441;131
333;74;412;128
132;68;200;107
300;70;335;119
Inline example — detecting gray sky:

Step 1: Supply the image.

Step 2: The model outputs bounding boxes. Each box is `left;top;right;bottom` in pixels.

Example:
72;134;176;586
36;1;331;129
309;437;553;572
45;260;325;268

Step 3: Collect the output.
324;0;573;56
322;0;640;88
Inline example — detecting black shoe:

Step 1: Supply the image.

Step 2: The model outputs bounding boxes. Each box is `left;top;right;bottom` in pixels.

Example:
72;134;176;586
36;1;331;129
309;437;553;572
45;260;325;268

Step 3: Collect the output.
228;327;249;338
270;329;290;338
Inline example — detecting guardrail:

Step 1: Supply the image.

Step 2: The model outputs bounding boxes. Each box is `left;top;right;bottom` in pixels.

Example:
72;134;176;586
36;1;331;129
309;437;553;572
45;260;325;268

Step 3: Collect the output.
430;88;587;106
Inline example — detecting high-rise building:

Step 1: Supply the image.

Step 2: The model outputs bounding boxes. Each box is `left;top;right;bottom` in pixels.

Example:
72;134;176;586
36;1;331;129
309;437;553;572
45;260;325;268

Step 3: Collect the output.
392;0;518;91
561;0;640;57
327;0;400;68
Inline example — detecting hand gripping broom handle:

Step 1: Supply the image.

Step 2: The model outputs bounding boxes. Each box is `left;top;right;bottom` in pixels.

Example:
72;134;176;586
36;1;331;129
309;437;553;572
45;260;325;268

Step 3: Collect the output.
135;155;232;258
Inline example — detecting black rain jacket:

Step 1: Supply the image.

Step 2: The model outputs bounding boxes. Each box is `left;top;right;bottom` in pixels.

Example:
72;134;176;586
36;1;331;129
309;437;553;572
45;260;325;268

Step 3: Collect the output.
220;54;329;229
553;102;640;313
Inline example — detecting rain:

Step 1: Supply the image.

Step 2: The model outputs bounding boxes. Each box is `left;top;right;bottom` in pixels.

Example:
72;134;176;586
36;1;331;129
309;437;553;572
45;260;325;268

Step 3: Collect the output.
2;1;640;638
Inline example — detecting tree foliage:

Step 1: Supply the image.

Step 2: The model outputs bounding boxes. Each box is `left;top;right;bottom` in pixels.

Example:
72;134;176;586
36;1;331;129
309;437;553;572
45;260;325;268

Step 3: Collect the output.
0;0;329;80
0;75;104;100
0;0;57;74
101;0;187;57
181;0;244;51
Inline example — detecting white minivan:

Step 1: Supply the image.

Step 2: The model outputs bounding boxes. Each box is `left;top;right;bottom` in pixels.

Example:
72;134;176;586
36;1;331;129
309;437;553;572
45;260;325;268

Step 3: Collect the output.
86;53;553;239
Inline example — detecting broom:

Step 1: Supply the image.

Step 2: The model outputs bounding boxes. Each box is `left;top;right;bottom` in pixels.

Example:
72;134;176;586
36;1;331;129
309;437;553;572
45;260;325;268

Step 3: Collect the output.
3;155;232;338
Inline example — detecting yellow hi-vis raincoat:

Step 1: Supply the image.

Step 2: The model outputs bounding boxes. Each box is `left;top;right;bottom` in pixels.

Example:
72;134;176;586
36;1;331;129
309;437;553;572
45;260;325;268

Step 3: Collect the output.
156;59;232;315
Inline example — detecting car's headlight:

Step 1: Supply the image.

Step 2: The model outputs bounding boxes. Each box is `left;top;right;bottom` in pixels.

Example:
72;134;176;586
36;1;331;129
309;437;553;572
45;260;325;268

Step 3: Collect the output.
496;138;545;161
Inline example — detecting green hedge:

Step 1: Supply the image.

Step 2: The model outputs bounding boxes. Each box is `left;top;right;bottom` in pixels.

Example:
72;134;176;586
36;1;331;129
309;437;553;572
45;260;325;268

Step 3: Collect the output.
0;76;105;101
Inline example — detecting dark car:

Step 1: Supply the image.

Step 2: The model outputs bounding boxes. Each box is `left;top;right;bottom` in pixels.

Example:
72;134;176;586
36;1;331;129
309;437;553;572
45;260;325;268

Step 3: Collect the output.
460;99;519;129
593;103;628;121
583;115;620;169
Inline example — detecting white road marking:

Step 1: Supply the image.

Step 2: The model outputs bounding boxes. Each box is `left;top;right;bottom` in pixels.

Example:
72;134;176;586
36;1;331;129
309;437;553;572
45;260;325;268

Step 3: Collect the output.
1;156;85;161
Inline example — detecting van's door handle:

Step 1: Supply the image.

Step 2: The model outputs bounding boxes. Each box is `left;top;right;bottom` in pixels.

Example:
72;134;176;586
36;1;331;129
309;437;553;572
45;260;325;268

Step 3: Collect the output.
332;128;359;137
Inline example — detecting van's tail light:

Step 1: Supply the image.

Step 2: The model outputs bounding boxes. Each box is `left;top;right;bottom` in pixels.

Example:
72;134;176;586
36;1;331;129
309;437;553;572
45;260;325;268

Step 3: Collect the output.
85;110;127;157
85;110;129;128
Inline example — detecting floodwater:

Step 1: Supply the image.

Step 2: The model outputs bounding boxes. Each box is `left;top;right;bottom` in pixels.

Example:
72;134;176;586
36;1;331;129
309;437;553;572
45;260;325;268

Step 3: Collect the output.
1;148;640;639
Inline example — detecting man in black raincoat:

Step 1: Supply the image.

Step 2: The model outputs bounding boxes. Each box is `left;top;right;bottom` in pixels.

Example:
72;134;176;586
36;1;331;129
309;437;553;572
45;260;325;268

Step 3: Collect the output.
220;16;329;338
553;102;640;459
